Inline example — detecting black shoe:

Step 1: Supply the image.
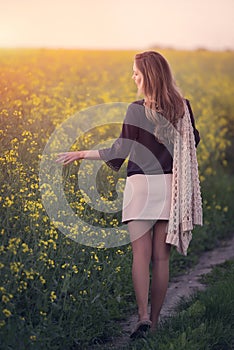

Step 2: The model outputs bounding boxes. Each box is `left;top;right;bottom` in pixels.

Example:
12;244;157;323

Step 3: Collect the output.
130;320;152;340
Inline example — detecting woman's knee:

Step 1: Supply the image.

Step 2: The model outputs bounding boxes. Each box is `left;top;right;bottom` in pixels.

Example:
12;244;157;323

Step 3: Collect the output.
131;236;152;264
151;242;171;263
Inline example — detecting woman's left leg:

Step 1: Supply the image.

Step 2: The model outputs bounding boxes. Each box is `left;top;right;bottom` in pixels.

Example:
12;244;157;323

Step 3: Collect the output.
128;220;153;322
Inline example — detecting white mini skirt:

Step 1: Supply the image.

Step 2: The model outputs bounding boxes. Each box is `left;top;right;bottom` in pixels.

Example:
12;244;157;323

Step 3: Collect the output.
122;174;172;223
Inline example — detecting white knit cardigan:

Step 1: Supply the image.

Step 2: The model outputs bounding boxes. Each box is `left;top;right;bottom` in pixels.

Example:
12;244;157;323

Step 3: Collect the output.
166;101;203;255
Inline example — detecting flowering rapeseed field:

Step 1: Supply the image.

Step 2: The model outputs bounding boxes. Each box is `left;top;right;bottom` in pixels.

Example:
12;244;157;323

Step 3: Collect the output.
0;49;234;349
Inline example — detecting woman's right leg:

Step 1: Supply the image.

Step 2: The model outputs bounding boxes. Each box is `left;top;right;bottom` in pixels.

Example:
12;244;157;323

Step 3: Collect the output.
150;220;171;330
128;220;153;321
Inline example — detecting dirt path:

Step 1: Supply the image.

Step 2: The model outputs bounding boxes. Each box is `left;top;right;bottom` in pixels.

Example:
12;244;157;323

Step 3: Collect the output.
99;234;234;349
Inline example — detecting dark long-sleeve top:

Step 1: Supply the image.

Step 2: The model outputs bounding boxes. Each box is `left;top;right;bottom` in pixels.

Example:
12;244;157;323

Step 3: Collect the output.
99;99;200;177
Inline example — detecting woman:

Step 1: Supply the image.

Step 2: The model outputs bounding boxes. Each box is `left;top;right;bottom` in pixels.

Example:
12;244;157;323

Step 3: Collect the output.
56;51;201;338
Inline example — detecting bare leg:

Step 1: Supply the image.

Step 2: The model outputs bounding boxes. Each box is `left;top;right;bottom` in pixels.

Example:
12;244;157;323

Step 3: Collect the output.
150;220;171;331
128;220;153;321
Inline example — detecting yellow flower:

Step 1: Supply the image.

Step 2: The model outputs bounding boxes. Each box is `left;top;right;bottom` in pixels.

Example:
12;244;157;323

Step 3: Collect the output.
18;281;28;292
3;195;14;207
7;237;21;255
50;291;57;302
116;249;124;255
47;259;55;267
2;295;10;303
22;243;29;253
47;239;57;250
0;320;6;327
79;290;87;295
10;262;22;274
222;159;228;166
30;335;36;341
69;294;76;301
39;276;46;285
92;254;99;263
3;309;12;317
24;269;35;280
200;175;205;182
72;265;79;273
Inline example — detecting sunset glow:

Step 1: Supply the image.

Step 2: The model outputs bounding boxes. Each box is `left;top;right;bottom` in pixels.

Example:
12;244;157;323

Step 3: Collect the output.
0;0;233;50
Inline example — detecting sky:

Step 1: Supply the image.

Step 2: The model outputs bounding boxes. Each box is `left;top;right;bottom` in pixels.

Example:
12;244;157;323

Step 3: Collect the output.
0;0;233;50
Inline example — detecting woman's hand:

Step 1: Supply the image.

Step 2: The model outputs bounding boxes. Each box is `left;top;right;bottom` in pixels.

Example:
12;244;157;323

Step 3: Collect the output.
55;151;84;165
56;150;101;164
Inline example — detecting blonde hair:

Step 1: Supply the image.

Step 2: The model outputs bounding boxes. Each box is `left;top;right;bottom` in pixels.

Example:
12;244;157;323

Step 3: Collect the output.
135;51;184;144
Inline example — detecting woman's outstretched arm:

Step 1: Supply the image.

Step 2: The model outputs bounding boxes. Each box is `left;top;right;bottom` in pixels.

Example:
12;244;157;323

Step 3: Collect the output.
56;150;101;165
56;103;140;167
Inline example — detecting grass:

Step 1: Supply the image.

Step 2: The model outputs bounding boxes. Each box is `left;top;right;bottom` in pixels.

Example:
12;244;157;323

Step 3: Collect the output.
126;260;234;350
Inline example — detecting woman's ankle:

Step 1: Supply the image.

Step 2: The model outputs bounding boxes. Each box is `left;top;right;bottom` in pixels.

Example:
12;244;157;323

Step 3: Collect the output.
138;313;150;322
150;316;159;330
150;325;157;333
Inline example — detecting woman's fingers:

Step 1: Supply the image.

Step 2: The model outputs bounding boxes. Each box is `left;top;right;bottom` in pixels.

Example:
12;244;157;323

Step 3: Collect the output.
55;154;65;162
55;152;77;164
55;153;68;163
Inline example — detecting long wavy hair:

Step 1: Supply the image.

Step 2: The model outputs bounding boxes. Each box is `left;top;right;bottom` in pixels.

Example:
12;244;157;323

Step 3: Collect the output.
135;51;185;144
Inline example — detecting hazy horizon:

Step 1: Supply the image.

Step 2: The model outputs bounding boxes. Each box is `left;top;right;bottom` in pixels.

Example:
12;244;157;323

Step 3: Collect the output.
0;0;233;51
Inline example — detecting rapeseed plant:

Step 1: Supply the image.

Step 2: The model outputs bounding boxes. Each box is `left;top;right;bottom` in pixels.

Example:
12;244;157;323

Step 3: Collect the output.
0;48;233;349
